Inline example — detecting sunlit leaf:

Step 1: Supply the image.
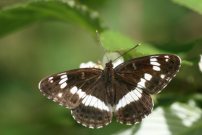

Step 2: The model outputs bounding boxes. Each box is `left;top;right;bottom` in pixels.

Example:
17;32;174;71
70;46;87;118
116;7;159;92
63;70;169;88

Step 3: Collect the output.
172;0;202;15
100;30;135;51
100;30;163;53
115;102;202;135
100;30;192;67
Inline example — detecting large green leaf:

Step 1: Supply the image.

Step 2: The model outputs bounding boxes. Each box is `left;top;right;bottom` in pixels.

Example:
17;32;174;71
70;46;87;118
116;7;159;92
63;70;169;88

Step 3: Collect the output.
172;0;202;15
100;30;135;51
100;30;193;67
0;0;105;37
100;30;164;54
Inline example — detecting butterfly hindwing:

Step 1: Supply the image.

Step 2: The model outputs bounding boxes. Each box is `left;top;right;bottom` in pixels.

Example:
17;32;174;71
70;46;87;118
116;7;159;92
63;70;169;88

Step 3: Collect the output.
113;77;153;124
71;79;113;128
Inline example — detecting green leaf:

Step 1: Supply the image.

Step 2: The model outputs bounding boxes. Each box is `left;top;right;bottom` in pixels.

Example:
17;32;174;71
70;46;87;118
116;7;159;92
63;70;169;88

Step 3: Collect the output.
100;30;193;66
100;30;178;54
100;30;135;51
100;30;163;54
0;0;105;37
172;0;202;15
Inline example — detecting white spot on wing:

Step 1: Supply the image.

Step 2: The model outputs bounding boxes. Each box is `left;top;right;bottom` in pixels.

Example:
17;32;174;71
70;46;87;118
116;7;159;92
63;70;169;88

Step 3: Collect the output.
82;95;88;104
48;77;54;83
125;93;134;103
77;89;86;98
120;98;127;108
144;73;152;81
61;74;67;79
70;86;78;94
137;78;146;88
81;95;110;111
160;74;166;79
115;88;143;111
50;80;53;83
150;58;157;62
64;86;109;112
130;91;139;101
124;96;130;104
89;96;97;107
102;101;109;111
93;98;98;108
136;88;143;98
84;95;92;106
57;92;63;98
153;66;161;71
59;77;67;84
60;82;67;89
150;61;160;66
164;55;169;58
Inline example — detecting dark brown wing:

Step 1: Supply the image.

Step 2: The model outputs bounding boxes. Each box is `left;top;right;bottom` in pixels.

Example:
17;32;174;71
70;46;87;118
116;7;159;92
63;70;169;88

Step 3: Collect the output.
113;54;181;124
38;68;112;128
39;68;102;109
113;76;153;125
115;54;181;94
71;78;113;128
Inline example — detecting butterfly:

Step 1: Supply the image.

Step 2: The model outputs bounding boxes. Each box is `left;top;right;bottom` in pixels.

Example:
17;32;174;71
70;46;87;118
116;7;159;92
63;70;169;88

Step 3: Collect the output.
38;54;181;128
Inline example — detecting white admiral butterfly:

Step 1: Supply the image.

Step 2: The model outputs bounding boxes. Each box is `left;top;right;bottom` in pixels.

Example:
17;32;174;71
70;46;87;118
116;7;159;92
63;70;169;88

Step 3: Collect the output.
38;54;181;128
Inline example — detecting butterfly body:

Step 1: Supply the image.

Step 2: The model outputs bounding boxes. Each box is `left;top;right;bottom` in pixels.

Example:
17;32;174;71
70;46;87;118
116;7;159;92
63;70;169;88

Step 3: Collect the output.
102;60;116;105
39;54;181;128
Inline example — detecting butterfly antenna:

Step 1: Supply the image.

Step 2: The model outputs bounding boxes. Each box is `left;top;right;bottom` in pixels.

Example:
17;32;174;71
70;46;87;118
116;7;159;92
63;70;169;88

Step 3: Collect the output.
96;30;110;61
112;44;140;62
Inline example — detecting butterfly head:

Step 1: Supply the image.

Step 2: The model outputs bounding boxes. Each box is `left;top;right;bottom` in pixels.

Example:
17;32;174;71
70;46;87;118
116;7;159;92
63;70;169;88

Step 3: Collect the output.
105;60;113;69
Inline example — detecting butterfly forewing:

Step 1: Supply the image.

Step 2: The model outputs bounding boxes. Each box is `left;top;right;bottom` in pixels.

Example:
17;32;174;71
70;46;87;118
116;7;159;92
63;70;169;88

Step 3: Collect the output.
115;54;181;94
39;68;102;109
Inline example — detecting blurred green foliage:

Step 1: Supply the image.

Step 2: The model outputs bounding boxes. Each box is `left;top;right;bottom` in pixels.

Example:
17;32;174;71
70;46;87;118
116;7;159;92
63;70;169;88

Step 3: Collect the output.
173;0;202;15
0;0;202;135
